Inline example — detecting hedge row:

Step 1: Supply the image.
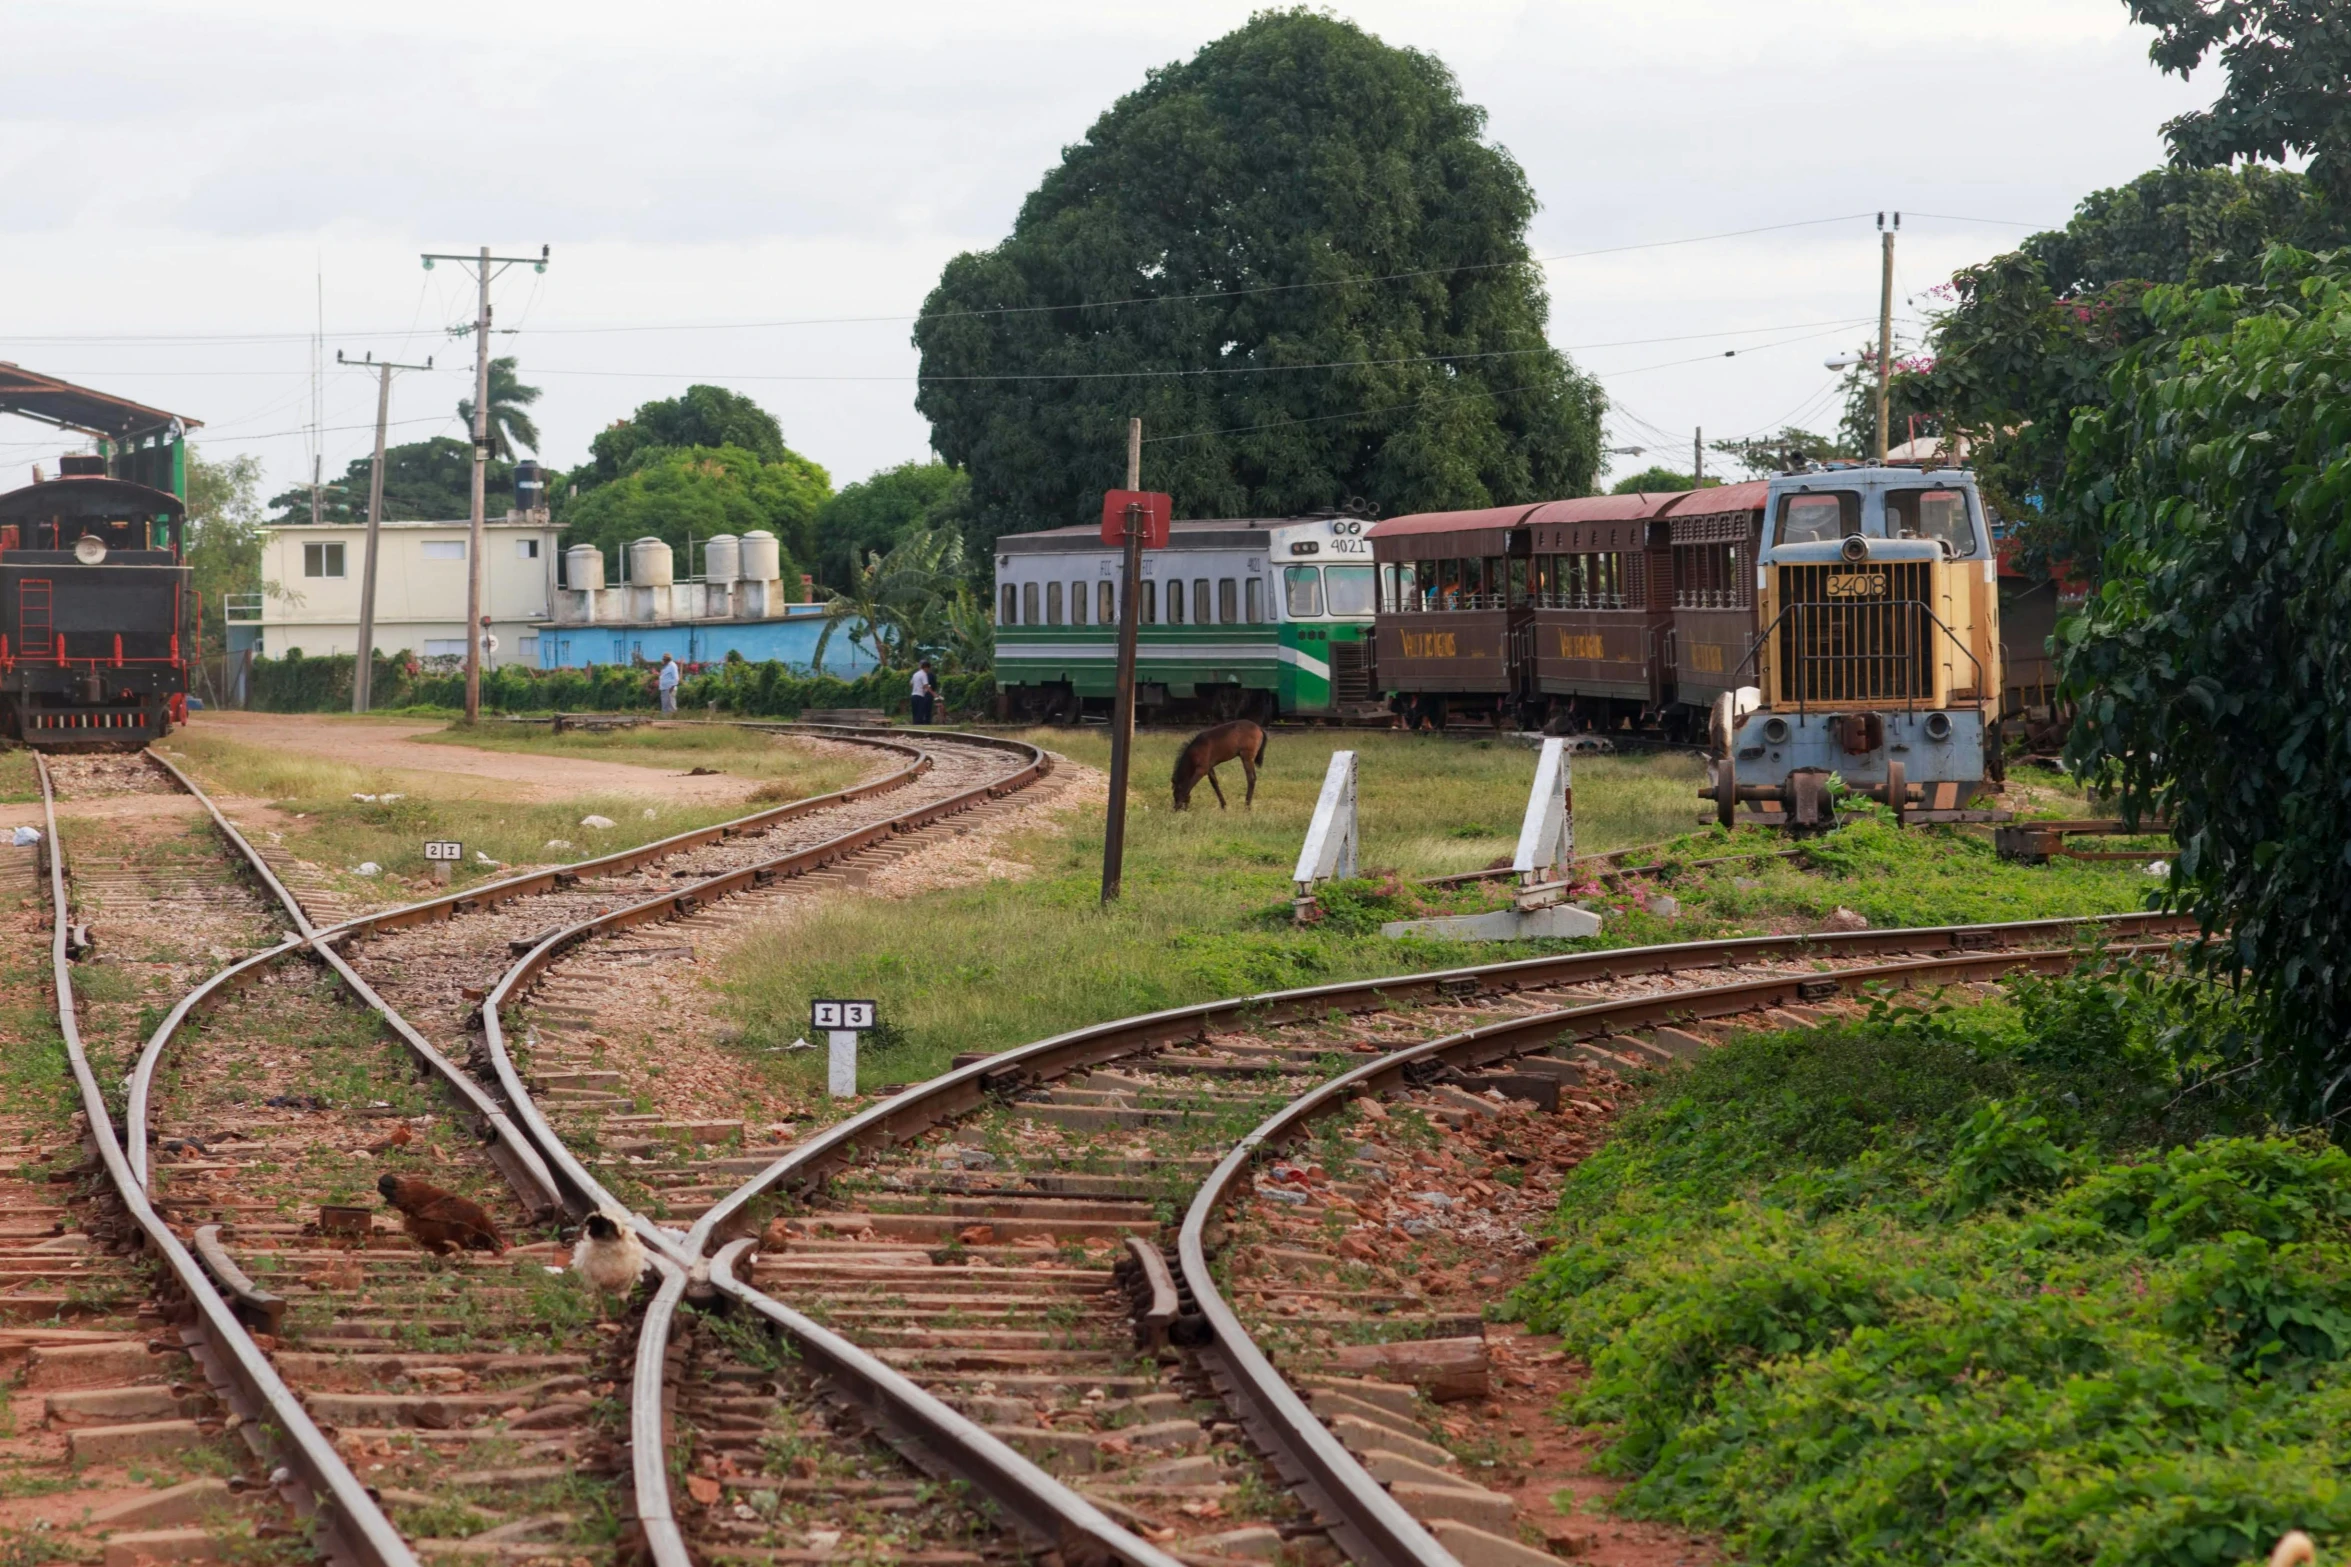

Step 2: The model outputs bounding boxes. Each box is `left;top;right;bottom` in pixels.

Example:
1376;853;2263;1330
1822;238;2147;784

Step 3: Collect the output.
243;650;993;718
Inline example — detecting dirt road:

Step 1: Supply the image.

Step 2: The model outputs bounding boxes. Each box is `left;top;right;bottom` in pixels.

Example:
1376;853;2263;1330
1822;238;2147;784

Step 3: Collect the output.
185;710;806;805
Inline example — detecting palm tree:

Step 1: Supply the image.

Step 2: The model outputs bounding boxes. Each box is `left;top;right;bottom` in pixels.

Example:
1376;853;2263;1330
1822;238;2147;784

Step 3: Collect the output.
457;358;542;460
811;528;967;673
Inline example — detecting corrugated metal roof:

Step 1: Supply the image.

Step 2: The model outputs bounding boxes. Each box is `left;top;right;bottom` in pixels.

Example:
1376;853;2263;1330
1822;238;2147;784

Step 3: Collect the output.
1660;480;1769;515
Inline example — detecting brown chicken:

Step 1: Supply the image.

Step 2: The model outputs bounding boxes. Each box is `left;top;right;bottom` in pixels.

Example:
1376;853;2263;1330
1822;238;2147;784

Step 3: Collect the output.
377;1173;506;1256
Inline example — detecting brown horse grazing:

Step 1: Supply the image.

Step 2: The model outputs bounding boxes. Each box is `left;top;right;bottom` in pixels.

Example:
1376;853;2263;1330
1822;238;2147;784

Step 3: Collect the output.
1172;720;1267;811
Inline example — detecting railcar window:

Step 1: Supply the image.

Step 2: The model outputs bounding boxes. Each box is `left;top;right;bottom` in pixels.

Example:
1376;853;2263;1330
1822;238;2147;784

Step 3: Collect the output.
1245;577;1263;623
1143;580;1158;624
1168;579;1184;624
1193;579;1211;625
303;542;346;578
1046;581;1064;625
1886;488;1978;557
1022;582;1039;624
1284;565;1323;618
1775;491;1860;545
1324;565;1375;617
1068;581;1087;625
1218;578;1237;624
1000;584;1017;625
1098;581;1115;624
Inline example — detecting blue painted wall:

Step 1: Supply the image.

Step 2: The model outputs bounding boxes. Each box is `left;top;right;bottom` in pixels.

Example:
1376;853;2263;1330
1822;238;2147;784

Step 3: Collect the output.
536;606;882;675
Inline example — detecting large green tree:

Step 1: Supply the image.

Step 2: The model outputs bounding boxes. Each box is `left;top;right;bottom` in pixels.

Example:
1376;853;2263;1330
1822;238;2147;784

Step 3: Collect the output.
809;460;969;588
914;10;1603;554
579;385;786;490
1873;165;2346;570
2129;0;2351;207
269;437;513;524
2060;245;2351;1118
561;444;829;590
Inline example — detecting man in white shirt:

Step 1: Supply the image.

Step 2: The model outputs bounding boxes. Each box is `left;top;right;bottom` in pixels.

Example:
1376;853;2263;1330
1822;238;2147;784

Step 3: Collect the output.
657;654;680;715
909;659;937;725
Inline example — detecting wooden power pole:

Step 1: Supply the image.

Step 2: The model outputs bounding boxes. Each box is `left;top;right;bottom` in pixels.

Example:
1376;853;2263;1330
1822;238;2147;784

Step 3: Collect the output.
1875;211;1899;463
419;243;549;724
1101;418;1145;905
337;349;433;713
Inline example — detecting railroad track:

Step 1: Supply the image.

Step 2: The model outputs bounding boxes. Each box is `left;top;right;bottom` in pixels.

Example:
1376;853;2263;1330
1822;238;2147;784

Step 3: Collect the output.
23;723;2195;1567
21;726;1058;1567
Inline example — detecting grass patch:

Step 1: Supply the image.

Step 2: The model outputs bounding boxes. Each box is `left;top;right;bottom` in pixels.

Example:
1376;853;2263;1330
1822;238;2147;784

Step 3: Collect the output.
717;729;2156;1094
158;724;871;892
1508;966;2347;1567
407;719;876;788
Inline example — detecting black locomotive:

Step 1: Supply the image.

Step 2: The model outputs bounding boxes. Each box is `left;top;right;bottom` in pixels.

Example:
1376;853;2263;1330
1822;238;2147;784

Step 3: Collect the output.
0;455;191;748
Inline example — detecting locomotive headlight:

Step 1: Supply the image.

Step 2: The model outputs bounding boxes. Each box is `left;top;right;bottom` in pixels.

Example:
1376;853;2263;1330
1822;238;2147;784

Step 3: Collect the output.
73;536;107;565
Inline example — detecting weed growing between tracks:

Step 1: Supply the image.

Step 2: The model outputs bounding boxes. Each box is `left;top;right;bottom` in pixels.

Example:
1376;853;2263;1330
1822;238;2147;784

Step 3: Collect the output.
1511;964;2349;1567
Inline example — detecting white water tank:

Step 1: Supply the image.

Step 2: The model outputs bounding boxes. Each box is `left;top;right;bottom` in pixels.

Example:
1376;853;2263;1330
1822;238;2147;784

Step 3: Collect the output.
565;544;605;592
629;536;675;588
703;533;740;584
740;529;781;584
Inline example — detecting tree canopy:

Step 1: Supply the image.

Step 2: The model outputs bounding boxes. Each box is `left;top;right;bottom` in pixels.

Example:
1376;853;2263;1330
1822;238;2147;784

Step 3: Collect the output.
914;9;1603;556
2060;244;2351;1118
580;385;787;489
186;448;265;661
1609;466;1693;494
269;437;513;524
560;443;829;590
2129;0;2351;207
809;460;969;588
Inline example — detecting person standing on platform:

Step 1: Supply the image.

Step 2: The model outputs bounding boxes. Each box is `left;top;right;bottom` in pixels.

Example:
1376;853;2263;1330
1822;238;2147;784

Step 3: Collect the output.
909;658;937;725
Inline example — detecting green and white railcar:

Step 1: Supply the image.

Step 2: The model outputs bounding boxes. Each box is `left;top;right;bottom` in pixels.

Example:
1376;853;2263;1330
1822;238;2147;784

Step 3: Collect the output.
992;516;1379;722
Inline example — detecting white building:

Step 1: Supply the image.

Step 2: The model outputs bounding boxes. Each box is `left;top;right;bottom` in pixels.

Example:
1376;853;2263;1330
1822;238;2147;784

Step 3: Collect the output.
241;516;564;666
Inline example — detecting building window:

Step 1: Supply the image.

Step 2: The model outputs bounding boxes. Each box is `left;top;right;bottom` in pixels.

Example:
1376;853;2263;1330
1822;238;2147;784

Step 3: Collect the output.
518;636;539;660
1218;578;1238;624
1046;581;1063;625
1022;582;1039;624
423;638;467;656
421;540;466;561
302;542;346;579
1245;578;1262;623
1097;580;1115;624
1068;581;1087;626
1001;584;1019;625
517;538;540;560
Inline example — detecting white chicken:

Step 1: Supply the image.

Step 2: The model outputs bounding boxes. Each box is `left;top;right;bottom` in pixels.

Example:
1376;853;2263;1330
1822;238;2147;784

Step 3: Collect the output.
571;1210;648;1296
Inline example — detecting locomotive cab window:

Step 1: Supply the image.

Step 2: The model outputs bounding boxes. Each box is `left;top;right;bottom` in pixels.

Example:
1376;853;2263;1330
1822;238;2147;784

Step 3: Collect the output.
1283;565;1323;618
303;542;346;579
1775;491;1861;545
1885;488;1979;557
1324;565;1375;617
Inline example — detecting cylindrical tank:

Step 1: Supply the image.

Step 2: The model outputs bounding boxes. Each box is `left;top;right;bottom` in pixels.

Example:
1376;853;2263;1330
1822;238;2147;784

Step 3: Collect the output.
513;460;545;514
740;529;781;583
564;543;605;592
703;533;740;583
629;536;675;588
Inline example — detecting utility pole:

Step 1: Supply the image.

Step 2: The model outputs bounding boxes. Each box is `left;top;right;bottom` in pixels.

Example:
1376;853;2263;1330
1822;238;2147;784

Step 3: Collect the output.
1101;418;1145;905
1875;211;1899;463
337;350;433;713
1693;426;1703;489
420;243;549;723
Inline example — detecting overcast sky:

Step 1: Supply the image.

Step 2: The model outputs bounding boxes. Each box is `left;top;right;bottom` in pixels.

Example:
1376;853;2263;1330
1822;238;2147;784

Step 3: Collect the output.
0;0;2211;507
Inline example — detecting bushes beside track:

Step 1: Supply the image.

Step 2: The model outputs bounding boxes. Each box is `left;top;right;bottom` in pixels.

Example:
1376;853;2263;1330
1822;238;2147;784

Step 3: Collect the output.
241;649;993;719
1512;965;2351;1567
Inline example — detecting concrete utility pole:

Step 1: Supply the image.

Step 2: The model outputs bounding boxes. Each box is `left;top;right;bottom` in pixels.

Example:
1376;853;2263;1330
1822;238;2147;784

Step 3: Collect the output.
337;350;433;713
419;243;549;723
1693;426;1703;489
1875;211;1899;463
